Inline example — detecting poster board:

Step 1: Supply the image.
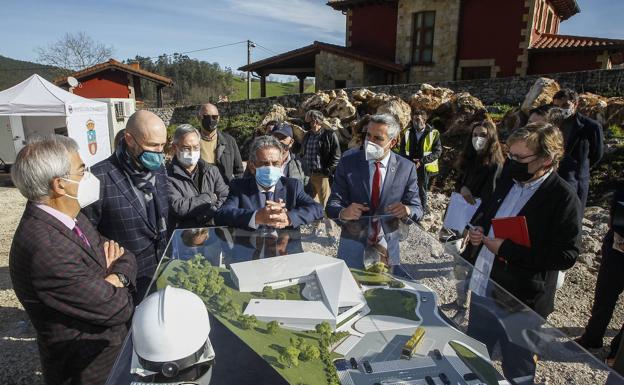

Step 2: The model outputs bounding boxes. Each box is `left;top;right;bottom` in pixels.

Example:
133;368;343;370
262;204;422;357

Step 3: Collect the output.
66;108;111;166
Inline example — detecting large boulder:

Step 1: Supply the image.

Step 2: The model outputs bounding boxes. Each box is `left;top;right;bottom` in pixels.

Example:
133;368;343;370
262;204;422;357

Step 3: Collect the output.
324;94;356;121
321;117;342;132
299;91;331;114
443;92;487;134
606;97;624;128
520;77;560;114
258;104;288;131
291;123;306;144
408;84;454;114
577;93;609;125
376;97;412;128
352;88;376;102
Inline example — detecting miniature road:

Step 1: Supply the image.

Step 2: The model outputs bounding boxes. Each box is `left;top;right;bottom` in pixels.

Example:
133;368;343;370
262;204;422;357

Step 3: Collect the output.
339;282;493;385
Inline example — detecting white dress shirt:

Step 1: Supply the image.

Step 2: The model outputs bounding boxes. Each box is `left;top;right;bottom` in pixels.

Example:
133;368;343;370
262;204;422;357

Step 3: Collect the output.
368;150;392;199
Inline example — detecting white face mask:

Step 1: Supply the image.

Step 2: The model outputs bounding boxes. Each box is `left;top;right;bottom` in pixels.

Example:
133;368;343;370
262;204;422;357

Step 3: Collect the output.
561;107;575;119
177;150;200;167
364;140;387;161
472;137;488;151
62;171;100;208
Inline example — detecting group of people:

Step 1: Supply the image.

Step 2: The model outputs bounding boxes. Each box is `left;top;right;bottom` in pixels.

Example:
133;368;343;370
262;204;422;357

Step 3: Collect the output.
8;85;622;385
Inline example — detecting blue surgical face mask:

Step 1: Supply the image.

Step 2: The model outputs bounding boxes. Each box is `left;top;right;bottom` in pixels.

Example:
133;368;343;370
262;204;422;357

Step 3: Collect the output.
255;166;282;188
140;150;164;171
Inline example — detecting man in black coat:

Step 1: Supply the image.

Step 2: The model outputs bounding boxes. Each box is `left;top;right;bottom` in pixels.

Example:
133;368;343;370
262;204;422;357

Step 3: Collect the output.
167;124;229;230
197;103;244;184
553;88;604;209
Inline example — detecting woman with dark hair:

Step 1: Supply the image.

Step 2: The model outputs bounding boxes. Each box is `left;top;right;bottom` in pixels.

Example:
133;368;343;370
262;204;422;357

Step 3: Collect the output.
454;120;505;205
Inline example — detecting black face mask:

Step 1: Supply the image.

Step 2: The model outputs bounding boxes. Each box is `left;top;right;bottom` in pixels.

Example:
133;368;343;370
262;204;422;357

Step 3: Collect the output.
303;121;311;131
201;116;218;133
505;158;534;182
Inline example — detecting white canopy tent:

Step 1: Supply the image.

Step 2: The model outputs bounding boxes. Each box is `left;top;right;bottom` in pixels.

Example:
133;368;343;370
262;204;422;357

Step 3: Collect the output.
0;74;111;167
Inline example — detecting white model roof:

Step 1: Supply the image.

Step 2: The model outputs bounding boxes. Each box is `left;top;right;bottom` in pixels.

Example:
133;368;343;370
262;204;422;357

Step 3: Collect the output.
245;299;334;321
231;252;341;292
231;252;366;324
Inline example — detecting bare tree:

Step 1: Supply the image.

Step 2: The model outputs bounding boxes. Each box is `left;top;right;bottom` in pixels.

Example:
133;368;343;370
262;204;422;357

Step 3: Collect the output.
36;32;114;74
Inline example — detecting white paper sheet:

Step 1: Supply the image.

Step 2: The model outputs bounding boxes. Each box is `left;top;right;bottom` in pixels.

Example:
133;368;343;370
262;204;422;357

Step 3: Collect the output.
443;192;481;233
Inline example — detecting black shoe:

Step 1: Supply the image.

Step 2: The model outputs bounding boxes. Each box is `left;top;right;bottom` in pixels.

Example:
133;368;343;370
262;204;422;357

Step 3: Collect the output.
575;335;603;350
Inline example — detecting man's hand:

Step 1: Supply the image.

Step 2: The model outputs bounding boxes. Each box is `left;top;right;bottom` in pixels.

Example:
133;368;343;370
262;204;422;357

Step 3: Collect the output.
256;200;291;228
103;241;124;269
483;237;504;255
468;226;484;246
105;274;124;288
414;159;421;169
340;203;370;221
460;186;476;205
386;202;410;219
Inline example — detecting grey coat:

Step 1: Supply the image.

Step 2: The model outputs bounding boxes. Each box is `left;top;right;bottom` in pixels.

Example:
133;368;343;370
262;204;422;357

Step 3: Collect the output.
166;158;229;229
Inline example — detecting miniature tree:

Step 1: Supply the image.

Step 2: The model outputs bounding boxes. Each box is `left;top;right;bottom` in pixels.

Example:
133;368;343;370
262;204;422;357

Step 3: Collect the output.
300;344;320;361
279;346;300;368
367;262;389;274
267;320;279;335
277;291;287;300
315;321;332;339
262;285;274;298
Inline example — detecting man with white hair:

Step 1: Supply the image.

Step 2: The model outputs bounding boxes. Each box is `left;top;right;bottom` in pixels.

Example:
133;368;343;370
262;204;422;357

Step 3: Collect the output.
326;114;422;268
10;135;136;385
83;110;169;300
167;124;229;229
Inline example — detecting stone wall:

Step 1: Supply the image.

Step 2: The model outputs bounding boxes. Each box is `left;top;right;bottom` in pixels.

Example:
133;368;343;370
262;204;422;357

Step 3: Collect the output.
395;0;461;83
146;68;624;127
314;51;364;91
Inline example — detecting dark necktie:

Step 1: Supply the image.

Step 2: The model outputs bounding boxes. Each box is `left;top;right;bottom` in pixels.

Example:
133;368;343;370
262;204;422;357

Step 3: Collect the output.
264;191;274;206
371;161;381;212
73;224;91;247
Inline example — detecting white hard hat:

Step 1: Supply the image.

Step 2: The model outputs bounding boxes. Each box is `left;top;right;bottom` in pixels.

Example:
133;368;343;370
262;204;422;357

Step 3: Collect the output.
131;286;214;383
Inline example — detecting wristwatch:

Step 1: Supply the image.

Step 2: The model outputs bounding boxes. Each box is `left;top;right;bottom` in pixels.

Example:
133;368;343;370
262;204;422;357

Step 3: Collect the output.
116;273;130;288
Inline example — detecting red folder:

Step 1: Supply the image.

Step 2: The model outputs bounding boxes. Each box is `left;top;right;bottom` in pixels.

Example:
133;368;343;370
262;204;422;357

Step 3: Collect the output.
491;216;531;247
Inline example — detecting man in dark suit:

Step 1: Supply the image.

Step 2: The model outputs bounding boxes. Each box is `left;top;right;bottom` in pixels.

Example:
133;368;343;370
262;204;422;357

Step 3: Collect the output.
10;135;136;385
215;135;323;230
552;88;604;210
326;113;423;222
197;103;244;184
83;110;169;301
326;113;423;268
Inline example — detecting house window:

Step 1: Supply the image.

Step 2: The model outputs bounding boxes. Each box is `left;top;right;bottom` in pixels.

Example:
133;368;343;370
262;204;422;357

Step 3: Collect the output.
411;11;435;65
545;9;554;33
536;1;544;31
461;66;492;80
114;102;125;122
334;80;347;89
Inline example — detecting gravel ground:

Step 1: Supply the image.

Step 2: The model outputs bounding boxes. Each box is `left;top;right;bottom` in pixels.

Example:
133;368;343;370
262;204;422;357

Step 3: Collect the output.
1;184;622;384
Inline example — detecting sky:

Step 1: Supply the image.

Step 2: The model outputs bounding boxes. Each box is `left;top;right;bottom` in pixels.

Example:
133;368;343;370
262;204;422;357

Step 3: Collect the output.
1;0;623;79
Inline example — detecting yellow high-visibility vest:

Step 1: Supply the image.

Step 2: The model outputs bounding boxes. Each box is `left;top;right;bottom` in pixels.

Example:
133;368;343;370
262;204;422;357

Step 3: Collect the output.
401;128;439;174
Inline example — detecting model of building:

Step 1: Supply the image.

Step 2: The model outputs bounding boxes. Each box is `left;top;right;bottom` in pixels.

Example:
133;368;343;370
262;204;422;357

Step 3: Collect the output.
230;252;366;330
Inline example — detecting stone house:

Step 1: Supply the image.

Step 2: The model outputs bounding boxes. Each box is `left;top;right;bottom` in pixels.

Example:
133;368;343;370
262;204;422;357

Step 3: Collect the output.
239;0;624;96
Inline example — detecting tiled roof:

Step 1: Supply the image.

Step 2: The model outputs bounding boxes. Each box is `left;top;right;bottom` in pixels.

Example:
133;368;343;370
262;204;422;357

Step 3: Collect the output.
54;59;173;87
239;41;404;73
531;33;624;51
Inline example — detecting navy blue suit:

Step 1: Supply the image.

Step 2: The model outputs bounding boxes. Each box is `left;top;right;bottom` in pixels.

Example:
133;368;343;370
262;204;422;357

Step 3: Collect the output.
326;150;423;222
82;154;169;301
214;176;323;229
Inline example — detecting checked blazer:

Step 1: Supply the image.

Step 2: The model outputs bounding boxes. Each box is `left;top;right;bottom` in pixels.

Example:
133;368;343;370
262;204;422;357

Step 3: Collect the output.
9;202;136;385
82;153;169;300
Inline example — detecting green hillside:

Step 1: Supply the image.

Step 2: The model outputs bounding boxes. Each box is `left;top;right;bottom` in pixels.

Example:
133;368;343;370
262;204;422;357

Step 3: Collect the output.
0;55;60;90
230;77;315;101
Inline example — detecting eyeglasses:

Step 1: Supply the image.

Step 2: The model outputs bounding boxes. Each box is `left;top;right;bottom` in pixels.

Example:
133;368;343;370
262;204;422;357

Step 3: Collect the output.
507;152;538;162
64;166;91;178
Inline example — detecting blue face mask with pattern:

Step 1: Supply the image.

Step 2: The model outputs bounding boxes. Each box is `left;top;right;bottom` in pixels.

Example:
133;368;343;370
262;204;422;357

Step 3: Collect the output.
255;166;282;188
139;150;164;171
